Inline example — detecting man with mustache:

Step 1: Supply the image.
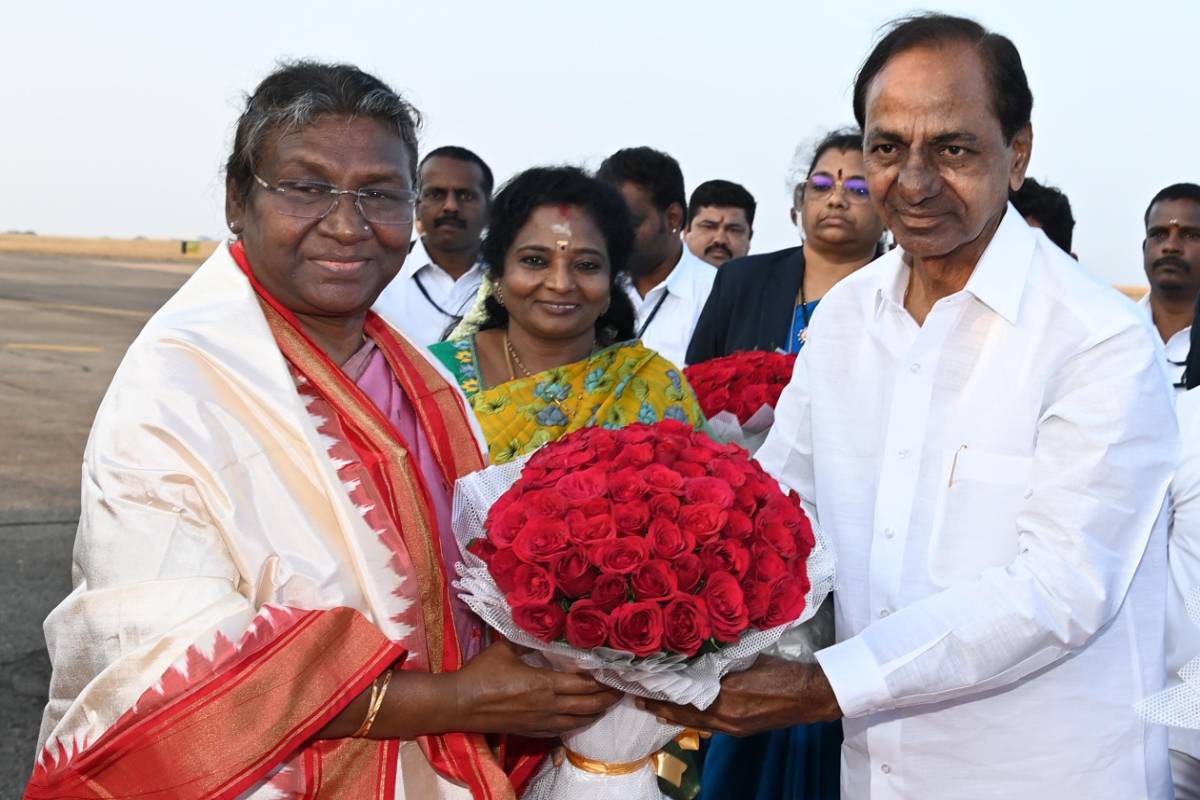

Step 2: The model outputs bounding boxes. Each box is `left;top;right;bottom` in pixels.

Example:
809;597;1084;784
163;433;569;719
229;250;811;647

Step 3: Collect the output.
598;146;715;368
374;145;491;346
1142;183;1200;390
684;179;755;266
647;14;1176;799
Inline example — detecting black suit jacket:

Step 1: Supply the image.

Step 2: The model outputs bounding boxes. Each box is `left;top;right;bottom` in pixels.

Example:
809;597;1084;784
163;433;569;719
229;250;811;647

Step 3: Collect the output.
686;246;805;363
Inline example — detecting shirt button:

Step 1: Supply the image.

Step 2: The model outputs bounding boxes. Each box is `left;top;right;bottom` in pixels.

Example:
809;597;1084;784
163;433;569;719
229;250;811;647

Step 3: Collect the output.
882;527;895;539
879;608;890;618
881;763;892;775
897;449;909;460
909;363;922;373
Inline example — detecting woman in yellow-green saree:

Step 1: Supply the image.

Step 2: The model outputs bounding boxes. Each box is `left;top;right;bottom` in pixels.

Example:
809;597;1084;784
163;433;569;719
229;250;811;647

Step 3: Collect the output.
429;166;703;463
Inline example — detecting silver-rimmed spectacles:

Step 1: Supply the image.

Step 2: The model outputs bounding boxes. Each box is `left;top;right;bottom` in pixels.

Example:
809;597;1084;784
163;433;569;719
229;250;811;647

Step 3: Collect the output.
252;173;417;225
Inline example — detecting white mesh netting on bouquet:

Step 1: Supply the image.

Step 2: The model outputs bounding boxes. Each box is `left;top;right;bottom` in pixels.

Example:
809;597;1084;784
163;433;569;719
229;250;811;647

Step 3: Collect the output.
1139;586;1200;729
452;455;837;800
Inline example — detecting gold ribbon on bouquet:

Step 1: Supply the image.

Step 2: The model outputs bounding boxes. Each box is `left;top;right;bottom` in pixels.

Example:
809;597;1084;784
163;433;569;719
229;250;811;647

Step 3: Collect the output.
559;728;710;787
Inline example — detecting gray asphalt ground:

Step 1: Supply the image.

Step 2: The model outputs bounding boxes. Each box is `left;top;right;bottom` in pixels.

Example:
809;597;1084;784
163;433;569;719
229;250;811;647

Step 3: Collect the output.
0;252;190;795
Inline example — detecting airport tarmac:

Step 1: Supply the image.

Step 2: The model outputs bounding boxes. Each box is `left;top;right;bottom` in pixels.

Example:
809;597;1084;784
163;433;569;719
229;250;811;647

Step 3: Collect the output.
0;251;189;793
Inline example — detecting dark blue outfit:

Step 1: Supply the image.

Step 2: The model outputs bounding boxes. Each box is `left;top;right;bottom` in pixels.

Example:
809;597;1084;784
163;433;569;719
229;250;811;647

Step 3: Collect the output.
687;247;842;799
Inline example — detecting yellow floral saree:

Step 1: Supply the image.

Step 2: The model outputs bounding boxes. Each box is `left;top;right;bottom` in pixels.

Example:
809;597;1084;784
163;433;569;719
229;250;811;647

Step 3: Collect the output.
428;338;704;463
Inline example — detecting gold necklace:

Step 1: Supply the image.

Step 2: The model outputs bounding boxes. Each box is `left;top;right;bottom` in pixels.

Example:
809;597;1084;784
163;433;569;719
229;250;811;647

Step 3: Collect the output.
504;333;534;379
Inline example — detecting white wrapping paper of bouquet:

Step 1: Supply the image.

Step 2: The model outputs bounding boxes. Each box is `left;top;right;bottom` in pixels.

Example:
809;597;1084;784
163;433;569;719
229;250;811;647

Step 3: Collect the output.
451;454;837;799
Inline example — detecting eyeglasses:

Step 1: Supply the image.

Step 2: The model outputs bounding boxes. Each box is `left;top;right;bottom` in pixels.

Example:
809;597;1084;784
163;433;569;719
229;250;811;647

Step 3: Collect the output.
252;173;417;225
802;173;871;204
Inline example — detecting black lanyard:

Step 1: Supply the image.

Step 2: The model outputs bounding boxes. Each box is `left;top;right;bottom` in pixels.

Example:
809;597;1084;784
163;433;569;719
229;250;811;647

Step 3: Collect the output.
413;272;465;323
636;291;670;340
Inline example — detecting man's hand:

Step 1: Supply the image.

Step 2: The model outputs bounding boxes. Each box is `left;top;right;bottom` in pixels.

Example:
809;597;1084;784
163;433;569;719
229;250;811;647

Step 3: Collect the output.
640;656;842;737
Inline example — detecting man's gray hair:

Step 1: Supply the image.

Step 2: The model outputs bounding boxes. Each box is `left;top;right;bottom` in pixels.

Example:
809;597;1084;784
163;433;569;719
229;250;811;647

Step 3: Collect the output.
225;60;421;199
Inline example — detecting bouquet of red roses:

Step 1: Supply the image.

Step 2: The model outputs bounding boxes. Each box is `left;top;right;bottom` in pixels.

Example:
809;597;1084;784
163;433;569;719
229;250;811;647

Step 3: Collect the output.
453;421;834;800
684;351;797;454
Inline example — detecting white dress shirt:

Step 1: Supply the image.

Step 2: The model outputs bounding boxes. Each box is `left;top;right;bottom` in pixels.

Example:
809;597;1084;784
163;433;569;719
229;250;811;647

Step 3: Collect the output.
1139;292;1191;391
758;205;1177;799
1168;388;1200;764
623;244;715;368
372;237;485;347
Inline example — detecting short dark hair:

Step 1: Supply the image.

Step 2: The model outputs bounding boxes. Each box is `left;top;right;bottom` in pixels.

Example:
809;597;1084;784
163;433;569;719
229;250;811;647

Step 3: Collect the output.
1144;183;1200;226
419;145;494;198
478;166;636;344
226;61;420;201
596;147;686;214
1010;177;1075;252
852;13;1033;144
687;180;757;227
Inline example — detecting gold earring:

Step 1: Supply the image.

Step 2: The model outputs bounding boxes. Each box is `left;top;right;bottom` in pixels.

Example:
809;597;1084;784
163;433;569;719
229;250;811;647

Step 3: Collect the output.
495;286;505;307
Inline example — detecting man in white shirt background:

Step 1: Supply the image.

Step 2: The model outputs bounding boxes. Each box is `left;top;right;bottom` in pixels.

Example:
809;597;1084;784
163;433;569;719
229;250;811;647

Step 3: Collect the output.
683;179;756;267
373;145;491;346
646;13;1177;799
597;146;715;367
1142;182;1200;390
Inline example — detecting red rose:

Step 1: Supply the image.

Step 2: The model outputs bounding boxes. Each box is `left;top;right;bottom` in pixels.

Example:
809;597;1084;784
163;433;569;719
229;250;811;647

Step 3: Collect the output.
652;439;686;466
615;426;655;444
756;519;799;560
556;468;608;504
704;387;732;417
722;510;754;540
614;443;655;468
522;488;571;518
740;385;771;421
613;501;652;534
703;571;750;643
733;486;759;514
608;468;650;502
675;461;707;478
511;517;571;563
648;518;695;560
649;492;681;519
747;541;790;585
663;594;712;657
567;512;616;546
678;503;729;543
489;547;523;593
631;559;679;600
657;418;695;436
743;579;771;624
553;548;598;598
609;601;665;657
640;464;686;494
708;458;748;488
743;475;774;503
512;601;566;643
565;600;611;649
678;445;716;465
466;537;496;563
700;540;751;579
487;503;528;547
590;573;629;612
508;563;557;605
579;497;612;518
590;537;650;574
685;477;736;510
761;575;807;628
673;553;705;593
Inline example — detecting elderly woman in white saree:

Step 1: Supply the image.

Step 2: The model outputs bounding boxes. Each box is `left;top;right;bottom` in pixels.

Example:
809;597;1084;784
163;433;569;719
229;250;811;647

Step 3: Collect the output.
26;61;618;800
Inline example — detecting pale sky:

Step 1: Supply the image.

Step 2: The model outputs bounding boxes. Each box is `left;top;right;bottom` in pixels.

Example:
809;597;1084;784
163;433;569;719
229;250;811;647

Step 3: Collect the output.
3;0;1195;285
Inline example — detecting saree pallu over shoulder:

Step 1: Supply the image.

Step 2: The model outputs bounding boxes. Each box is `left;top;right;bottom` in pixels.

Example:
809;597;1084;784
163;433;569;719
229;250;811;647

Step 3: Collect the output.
28;241;526;800
430;337;705;463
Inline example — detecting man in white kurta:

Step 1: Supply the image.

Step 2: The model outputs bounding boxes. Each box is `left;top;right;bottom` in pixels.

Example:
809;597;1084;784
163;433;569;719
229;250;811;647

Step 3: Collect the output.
643;15;1177;798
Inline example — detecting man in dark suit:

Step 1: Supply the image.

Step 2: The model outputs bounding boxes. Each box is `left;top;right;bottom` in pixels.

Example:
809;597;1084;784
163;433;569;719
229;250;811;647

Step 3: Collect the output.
687;129;887;363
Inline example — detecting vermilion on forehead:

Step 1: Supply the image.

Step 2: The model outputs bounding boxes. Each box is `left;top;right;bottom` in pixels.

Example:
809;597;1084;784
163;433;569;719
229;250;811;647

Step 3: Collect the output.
1147;199;1200;228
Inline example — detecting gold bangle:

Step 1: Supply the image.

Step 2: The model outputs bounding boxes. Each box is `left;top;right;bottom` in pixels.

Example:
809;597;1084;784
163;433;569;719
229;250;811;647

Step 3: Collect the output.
352;668;394;738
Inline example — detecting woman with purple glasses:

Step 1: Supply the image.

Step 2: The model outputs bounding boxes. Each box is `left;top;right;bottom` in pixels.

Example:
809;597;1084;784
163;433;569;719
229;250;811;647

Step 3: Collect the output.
687;128;887;363
684;129;886;799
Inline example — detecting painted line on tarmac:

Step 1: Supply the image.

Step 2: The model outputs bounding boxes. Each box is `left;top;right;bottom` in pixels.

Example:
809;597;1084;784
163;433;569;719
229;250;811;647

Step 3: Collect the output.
0;296;146;319
5;343;103;353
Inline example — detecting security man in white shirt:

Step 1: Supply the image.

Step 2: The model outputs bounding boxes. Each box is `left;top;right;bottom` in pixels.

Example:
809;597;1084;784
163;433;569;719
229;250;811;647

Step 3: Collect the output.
373;146;491;346
644;13;1177;799
597;146;715;368
1141;183;1200;391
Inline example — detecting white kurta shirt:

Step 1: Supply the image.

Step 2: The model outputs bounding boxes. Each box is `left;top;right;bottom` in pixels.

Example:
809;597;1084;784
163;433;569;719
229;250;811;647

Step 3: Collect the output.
373;237;485;347
1139;292;1191;391
758;205;1177;799
1168;388;1200;760
623;244;715;368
